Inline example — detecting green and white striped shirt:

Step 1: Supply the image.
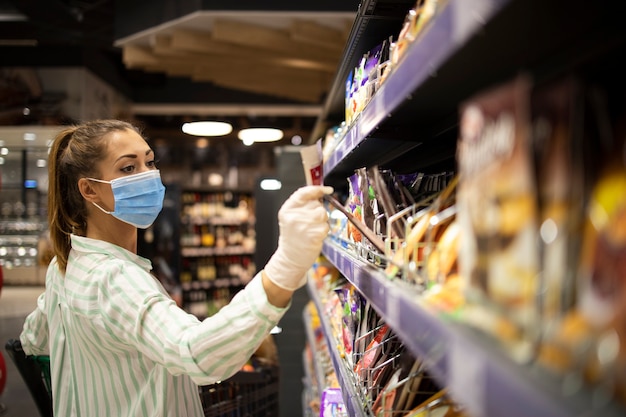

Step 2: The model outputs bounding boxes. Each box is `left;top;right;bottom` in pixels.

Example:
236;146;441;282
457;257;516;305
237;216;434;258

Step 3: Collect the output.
20;234;287;416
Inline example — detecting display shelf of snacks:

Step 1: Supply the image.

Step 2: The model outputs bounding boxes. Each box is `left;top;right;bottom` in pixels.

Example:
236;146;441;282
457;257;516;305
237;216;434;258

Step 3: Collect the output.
322;0;510;184
321;239;625;417
307;259;470;416
303;304;328;401
307;276;369;417
309;0;626;416
178;189;256;317
303;302;348;417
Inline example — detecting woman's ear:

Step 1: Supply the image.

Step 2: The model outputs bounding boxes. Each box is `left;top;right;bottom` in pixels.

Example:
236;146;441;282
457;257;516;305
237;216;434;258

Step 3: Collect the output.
77;178;98;203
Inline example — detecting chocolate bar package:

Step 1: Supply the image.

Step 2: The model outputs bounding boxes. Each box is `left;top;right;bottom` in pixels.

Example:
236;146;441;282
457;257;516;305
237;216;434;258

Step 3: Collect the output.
456;75;540;361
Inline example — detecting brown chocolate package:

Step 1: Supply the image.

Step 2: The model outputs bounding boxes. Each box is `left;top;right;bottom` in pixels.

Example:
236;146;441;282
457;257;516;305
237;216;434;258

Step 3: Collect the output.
456;74;540;361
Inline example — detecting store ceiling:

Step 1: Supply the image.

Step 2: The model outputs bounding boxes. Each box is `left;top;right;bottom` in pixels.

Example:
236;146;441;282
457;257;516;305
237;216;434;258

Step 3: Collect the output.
0;0;358;149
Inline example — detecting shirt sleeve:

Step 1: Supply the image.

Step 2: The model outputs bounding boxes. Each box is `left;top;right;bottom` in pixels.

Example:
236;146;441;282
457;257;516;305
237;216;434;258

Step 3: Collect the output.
20;291;49;356
98;263;288;385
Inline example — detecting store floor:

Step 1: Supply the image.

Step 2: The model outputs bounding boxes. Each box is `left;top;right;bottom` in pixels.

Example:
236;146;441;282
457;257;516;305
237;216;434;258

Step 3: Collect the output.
0;285;44;417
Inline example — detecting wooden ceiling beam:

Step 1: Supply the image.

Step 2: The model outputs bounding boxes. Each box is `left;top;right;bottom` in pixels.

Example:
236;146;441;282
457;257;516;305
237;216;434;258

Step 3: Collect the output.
122;45;161;68
211;19;342;64
289;20;346;52
123;45;331;81
170;30;275;61
192;65;330;89
169;29;338;73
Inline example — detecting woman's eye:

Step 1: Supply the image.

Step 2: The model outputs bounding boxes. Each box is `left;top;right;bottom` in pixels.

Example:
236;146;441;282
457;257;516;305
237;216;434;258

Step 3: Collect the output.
147;159;159;168
121;165;135;173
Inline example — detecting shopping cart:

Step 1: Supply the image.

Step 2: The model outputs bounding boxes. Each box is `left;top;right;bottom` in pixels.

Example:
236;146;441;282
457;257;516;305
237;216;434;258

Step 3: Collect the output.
5;338;279;417
199;367;279;417
4;339;52;417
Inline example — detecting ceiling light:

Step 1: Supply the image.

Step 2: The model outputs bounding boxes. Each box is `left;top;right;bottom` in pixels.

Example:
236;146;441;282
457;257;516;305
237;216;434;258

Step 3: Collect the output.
182;121;232;137
260;179;282;191
238;128;283;143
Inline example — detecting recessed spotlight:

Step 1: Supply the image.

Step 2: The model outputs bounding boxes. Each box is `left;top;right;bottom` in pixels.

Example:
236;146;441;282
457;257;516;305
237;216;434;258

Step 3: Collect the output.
238;128;283;143
182;121;232;137
260;179;282;190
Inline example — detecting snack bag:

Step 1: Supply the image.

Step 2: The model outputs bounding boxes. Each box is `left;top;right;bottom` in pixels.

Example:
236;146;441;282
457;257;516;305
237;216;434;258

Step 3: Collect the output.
532;78;585;321
456;75;540;361
575;91;626;396
320;387;347;417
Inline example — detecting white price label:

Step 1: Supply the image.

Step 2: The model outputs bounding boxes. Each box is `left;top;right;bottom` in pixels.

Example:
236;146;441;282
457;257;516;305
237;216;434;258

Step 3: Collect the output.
452;0;498;44
386;286;399;324
449;334;486;417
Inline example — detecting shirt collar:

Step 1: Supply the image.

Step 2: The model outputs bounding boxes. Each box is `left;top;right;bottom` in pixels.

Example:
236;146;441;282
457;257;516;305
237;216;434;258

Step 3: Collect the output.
70;234;153;272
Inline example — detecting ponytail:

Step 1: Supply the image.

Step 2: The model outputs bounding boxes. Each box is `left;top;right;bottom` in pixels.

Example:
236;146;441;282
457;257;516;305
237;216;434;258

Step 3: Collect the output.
47;119;140;272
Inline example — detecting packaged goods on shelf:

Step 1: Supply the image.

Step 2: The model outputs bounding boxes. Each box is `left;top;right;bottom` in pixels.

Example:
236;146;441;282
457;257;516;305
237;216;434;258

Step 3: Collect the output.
345;39;392;126
308;260;468;416
534;79;626;403
391;0;440;67
456;75;540;363
342;0;442;128
320;388;348;417
311;0;626;415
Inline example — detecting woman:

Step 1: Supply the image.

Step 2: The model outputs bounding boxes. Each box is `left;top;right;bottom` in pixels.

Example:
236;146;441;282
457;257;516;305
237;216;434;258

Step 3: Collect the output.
20;119;332;416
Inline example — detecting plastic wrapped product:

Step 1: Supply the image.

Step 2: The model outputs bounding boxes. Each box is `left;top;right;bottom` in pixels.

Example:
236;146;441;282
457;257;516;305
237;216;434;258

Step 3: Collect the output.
320;387;347;417
456;75;540;362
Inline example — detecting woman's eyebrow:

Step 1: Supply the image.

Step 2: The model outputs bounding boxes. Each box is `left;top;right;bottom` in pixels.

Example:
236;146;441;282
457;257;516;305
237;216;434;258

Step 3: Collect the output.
114;149;153;163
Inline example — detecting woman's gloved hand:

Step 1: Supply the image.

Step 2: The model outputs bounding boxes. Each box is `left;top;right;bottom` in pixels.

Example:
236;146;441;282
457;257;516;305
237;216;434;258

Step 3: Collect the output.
264;185;333;291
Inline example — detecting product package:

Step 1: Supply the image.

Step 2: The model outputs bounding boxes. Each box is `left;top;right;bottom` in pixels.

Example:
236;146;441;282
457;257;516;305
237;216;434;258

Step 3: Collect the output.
334;284;365;368
392;0;440;66
574;87;626;399
300;139;324;186
456;75;541;362
320;387;347;417
531;78;582;324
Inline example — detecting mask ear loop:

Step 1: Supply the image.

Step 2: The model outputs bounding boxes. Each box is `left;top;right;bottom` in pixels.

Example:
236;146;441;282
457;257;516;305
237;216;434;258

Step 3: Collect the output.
84;177;114;215
91;201;113;215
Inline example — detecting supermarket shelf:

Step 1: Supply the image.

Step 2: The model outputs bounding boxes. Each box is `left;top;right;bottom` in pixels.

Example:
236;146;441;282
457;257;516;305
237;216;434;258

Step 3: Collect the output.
181;277;243;291
184;218;254;226
302;307;327;397
180;246;254;257
307;279;369;417
321;0;626;184
322;0;510;184
321;239;626;417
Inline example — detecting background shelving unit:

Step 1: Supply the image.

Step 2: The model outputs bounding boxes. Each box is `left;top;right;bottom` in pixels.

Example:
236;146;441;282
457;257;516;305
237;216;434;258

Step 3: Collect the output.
178;189;256;318
306;0;626;416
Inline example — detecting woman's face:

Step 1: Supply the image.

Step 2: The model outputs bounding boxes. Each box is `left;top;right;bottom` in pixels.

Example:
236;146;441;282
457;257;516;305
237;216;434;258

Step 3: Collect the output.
89;128;157;212
98;128;157;181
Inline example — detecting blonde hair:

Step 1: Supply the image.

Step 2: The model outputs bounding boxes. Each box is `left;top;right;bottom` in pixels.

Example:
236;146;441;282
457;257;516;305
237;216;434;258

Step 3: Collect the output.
47;119;142;272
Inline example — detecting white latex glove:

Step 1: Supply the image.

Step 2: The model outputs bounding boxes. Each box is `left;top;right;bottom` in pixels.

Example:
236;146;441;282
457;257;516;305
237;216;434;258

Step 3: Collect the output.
264;185;333;291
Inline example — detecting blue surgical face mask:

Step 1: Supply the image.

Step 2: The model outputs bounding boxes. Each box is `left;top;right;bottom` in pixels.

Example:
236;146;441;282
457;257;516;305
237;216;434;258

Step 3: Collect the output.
86;170;165;229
